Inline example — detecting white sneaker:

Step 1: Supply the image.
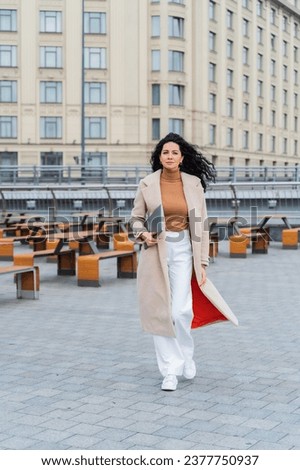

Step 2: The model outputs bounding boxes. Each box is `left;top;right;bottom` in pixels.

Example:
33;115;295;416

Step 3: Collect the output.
183;360;196;379
161;374;178;391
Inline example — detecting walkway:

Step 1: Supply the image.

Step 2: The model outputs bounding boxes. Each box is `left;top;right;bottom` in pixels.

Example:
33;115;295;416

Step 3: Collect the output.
0;242;299;450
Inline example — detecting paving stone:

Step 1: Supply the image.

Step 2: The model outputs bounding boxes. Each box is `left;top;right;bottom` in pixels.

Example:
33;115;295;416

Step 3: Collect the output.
0;242;299;450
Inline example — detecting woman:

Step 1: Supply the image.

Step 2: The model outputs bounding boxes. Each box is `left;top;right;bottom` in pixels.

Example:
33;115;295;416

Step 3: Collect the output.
130;132;216;391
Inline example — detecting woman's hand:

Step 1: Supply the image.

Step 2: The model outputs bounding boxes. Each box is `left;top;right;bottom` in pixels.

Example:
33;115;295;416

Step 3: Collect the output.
198;265;207;287
141;231;158;247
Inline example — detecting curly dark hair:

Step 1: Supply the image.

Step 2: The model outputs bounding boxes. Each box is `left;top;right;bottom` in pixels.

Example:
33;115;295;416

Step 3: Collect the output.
150;133;216;192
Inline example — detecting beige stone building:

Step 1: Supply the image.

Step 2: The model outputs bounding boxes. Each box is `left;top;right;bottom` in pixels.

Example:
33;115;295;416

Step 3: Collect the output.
0;0;300;170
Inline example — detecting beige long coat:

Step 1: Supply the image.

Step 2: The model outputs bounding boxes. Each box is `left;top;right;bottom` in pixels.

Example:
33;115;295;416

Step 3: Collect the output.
130;169;210;337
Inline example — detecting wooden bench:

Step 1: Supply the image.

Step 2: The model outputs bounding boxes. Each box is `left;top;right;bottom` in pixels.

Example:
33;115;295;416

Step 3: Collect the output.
14;245;76;276
0;265;39;299
77;249;137;286
230;231;269;257
0;233;50;260
209;232;219;261
282;228;300;249
229;234;248;258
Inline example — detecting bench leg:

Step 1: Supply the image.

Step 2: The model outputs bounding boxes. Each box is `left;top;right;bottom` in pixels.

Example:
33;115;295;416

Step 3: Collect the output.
16;267;40;299
57;251;76;275
252;235;268;254
95;233;110;249
117;253;137;278
77;257;99;287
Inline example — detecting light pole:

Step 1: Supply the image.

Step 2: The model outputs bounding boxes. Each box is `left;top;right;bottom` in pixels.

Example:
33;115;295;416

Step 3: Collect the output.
81;0;85;169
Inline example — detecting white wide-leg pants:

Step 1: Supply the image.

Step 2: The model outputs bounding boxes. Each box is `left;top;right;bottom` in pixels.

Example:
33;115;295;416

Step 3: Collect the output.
153;230;194;377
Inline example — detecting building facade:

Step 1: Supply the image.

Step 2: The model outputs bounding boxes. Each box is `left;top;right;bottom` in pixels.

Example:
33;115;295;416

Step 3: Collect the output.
0;0;300;171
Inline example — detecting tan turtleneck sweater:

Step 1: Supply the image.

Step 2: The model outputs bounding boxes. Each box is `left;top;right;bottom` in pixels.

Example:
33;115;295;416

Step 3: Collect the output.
160;170;189;232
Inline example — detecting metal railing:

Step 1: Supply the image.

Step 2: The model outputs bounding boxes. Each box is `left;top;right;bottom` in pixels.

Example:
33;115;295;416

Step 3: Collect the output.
0;164;300;186
1;181;300;220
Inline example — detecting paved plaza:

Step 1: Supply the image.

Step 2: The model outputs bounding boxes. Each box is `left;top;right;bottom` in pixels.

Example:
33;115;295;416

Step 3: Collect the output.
0;240;300;450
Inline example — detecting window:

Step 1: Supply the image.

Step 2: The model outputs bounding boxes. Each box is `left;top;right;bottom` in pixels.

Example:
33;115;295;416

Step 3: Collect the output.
294;140;298;155
0;116;17;138
270;8;276;25
226;10;233;29
243;130;249;149
40;117;62;138
243;18;249;37
168;50;184;71
283;89;288;106
227;98;234;117
152;119;160;140
209;93;216;113
0;9;17;31
151;50;160;71
294;46;298;63
84;82;106;104
209;1;216;21
294;22;299;39
271;34;276;51
209;31;216;52
209;124;216;144
257;106;263;124
282;40;288;57
151;16;160;36
227;39;233;59
243;74;249;93
271;135;276;152
283;64;288;81
271;109;276;127
294;92;298;108
257;80;263;97
243;47;249;65
209;62;216;82
257;26;263;44
40;46;62;68
294;70;298;86
169;0;185;4
257;0;263;17
271;85;276;101
257;53;263;71
152;84;160;105
41;151;62;166
0;45;17;67
84;47;106;69
294;116;298;132
226;127;233;146
243;102;249;120
282;16;288;32
169;84;184;105
257;133;263;151
85;117;106;139
169;118;184;134
271;59;276;76
40;11;62;33
283;113;288;130
168;16;184;38
283;138;288;154
242;0;249;8
84;152;107;167
227;69;233;87
0;81;17;102
84;12;106;34
40;81;62;103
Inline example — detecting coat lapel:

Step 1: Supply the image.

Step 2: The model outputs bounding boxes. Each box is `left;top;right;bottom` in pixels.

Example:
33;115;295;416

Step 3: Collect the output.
140;170;163;216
